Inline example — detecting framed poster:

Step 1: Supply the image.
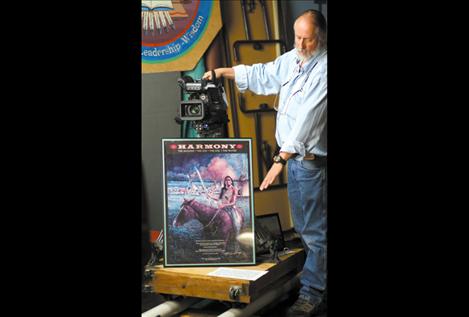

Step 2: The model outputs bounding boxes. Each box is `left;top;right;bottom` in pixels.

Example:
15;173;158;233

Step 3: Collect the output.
162;138;256;266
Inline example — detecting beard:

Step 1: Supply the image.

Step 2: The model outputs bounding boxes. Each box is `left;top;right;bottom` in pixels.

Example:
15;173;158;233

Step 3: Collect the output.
295;47;315;62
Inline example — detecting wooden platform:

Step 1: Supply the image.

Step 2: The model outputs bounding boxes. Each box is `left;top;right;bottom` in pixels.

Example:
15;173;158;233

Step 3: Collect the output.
146;248;305;304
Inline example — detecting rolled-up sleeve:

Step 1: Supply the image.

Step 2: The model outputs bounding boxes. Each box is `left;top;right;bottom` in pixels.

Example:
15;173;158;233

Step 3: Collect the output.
233;53;292;95
233;65;249;92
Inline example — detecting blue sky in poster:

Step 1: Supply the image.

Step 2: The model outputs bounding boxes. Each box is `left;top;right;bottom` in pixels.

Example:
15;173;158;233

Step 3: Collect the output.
166;153;247;182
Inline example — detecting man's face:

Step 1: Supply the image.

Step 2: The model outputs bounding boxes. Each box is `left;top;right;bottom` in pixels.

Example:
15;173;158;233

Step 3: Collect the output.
294;16;318;61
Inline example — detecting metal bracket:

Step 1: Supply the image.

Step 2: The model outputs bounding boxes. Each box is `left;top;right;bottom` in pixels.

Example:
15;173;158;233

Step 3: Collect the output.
229;286;243;300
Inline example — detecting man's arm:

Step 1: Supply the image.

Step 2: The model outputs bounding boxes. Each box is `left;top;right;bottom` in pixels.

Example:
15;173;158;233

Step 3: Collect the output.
202;68;234;80
259;151;293;191
202;50;293;95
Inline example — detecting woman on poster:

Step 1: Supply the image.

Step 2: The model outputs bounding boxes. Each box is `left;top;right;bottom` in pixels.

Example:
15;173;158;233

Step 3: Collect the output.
206;176;242;237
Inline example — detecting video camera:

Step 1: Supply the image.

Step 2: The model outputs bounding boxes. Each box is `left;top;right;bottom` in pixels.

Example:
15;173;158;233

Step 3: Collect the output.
176;70;229;138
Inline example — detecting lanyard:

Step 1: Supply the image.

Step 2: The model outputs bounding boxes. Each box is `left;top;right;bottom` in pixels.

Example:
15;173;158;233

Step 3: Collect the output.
275;60;319;115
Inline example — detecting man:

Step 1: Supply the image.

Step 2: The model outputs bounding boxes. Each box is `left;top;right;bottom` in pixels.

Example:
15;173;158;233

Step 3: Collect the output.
203;9;327;317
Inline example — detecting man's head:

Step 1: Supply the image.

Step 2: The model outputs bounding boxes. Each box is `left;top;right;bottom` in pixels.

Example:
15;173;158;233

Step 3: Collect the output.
294;9;327;61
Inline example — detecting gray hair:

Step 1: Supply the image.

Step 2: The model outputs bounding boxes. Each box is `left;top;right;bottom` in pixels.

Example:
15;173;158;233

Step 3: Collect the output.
297;9;327;50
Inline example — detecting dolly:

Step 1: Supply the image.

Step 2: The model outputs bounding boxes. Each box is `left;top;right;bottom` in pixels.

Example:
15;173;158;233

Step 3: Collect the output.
142;248;305;317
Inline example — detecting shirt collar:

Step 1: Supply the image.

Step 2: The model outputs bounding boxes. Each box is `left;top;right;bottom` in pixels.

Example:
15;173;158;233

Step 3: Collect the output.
296;48;326;73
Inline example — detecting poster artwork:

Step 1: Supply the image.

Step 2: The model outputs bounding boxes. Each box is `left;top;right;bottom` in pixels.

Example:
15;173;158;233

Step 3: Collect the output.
162;139;256;266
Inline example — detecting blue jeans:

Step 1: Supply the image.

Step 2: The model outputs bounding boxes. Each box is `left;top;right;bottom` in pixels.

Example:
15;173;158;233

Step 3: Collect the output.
288;159;327;304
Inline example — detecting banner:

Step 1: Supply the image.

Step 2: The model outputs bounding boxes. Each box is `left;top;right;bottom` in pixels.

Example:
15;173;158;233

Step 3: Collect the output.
142;0;222;73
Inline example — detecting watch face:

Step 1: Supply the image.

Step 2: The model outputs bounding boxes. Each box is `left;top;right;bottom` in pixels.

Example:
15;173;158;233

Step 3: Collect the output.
273;155;284;164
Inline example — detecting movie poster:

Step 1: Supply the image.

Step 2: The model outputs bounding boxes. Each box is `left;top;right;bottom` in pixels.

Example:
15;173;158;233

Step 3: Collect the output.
162;139;256;266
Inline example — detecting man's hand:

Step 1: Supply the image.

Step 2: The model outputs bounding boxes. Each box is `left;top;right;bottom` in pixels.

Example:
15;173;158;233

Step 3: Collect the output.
259;163;284;191
202;70;217;80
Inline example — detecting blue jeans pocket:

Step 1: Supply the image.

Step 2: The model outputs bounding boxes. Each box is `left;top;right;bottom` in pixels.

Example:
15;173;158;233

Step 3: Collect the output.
299;160;323;171
295;161;323;182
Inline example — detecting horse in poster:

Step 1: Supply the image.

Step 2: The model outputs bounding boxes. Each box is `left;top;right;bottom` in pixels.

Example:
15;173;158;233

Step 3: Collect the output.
172;198;244;252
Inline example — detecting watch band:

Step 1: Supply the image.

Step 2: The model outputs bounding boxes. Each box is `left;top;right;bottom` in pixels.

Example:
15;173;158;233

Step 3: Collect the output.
273;155;287;165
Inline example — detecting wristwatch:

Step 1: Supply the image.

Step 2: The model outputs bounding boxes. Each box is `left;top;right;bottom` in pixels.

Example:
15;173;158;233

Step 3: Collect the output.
272;155;287;165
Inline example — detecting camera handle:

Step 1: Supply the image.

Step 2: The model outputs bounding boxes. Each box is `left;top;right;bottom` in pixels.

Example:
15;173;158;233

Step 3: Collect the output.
199;70;217;86
210;70;217;85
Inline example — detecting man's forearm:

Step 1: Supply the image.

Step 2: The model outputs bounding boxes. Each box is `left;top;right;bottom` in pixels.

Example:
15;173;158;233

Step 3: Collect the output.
203;68;235;80
217;67;234;80
279;151;294;161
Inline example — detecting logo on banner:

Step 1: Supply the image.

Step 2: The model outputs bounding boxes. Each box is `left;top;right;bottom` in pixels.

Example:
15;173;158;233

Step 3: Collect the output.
142;0;213;64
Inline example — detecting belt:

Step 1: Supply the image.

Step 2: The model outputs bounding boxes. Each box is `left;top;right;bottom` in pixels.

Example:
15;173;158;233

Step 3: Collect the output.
293;153;327;161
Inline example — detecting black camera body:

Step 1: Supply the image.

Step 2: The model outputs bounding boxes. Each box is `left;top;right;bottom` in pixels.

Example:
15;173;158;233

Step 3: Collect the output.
177;73;229;137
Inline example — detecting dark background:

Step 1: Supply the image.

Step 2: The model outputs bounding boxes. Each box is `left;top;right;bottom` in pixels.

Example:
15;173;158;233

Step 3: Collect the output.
4;1;464;316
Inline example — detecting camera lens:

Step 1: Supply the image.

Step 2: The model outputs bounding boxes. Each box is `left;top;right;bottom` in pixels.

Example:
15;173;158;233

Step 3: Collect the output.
187;104;201;116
